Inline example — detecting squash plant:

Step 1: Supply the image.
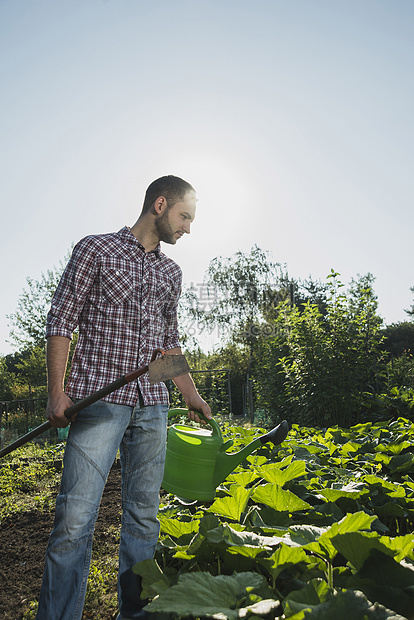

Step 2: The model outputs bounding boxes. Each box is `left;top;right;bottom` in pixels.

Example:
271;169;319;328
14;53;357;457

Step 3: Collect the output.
135;418;414;619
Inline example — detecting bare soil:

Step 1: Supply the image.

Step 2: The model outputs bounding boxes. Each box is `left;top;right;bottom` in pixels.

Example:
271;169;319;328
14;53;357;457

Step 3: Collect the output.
0;466;122;620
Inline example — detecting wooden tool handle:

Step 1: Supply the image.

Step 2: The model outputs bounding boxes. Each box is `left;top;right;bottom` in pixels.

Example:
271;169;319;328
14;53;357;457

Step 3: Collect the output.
0;349;164;459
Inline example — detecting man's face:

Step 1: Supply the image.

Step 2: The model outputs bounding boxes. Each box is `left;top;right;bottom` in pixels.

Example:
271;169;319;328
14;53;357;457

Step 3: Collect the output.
155;191;197;245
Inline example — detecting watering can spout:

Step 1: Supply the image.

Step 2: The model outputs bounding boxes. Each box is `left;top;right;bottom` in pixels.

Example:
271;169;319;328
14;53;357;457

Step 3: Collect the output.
213;419;289;487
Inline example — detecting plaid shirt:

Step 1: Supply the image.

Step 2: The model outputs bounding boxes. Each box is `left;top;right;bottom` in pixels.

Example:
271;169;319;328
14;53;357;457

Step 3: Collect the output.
46;227;182;406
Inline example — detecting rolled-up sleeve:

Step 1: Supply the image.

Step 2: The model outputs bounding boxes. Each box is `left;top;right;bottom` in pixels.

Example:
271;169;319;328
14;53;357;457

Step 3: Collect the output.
45;238;98;340
162;271;182;351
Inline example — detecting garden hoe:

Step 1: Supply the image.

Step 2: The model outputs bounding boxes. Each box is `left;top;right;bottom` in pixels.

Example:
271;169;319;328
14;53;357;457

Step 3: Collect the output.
0;349;190;458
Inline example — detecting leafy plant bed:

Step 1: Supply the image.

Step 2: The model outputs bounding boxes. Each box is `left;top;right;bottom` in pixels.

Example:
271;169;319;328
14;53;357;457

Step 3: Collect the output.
136;417;414;619
1;419;414;619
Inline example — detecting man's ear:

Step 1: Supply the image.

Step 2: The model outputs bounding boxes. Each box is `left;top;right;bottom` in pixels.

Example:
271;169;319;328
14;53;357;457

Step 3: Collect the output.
153;196;168;215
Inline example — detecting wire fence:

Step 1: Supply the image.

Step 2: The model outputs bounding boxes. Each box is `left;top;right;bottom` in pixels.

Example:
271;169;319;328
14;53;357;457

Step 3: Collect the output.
0;398;60;450
167;369;233;416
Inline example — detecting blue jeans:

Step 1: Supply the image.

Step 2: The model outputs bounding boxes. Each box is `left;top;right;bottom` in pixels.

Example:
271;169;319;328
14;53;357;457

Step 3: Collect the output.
36;400;169;620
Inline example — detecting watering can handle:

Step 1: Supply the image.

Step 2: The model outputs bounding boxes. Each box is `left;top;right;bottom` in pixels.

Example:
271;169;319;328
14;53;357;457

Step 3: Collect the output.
167;408;222;438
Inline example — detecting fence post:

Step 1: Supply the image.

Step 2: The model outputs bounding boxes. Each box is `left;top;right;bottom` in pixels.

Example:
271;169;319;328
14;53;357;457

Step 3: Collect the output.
227;370;232;418
245;374;254;422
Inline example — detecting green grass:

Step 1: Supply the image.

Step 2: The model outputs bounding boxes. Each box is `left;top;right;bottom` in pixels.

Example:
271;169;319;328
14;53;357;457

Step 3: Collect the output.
0;442;64;520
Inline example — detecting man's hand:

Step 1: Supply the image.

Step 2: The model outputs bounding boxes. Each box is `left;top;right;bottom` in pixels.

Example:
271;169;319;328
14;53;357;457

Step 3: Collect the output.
46;390;75;428
184;394;212;424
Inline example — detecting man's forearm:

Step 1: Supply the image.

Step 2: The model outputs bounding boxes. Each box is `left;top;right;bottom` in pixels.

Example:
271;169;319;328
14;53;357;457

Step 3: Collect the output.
165;347;197;398
46;335;71;394
165;347;212;420
172;371;198;401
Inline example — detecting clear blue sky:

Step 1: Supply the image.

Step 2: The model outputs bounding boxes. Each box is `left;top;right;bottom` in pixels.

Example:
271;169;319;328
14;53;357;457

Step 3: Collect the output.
1;0;413;355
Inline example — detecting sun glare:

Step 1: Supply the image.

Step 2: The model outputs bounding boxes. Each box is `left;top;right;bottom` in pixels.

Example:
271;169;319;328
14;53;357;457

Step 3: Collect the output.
145;144;256;214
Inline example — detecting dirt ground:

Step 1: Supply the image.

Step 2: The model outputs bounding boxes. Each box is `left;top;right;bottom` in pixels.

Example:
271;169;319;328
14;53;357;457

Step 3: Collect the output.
0;466;122;620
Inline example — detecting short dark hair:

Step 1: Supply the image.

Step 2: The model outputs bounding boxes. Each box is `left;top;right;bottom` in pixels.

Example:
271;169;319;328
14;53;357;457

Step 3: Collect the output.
141;175;195;214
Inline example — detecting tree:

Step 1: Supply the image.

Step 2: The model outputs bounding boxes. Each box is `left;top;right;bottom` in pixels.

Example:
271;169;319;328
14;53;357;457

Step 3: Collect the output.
0;356;16;401
6;249;75;395
294;277;330;316
8;249;72;350
254;271;385;427
405;285;414;319
386;352;414;390
379;322;414;393
190;245;286;342
3;349;48;399
189;245;286;418
15;346;47;396
263;275;330;321
380;322;414;357
8;265;67;350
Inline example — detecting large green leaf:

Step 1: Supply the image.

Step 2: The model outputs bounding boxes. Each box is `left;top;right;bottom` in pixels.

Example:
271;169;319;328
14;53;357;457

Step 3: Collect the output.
289;511;373;544
376;440;412;455
207;486;253;521
175;514;223;561
159;517;200;539
379;533;414;561
363;474;406;497
253;483;311;512
374;501;405;518
286;612;307;620
286;586;407;619
199;513;221;533
255;454;294;470
288;524;328;546
207;522;286;550
309;501;344;524
226;545;265;559
261;542;310;582
325;510;376;535
283;578;331;616
373;453;392;466
331;531;396;570
249;505;294;528
132;558;171;599
288;512;376;561
332;528;414;569
290;443;325;457
257;460;307;486
223;547;272;577
338;441;363;456
316;485;369;502
238;598;281;618
246;454;268;467
225;471;260;487
287;523;336;561
348;549;414;617
388;453;414;474
349;422;373;435
144;571;274;619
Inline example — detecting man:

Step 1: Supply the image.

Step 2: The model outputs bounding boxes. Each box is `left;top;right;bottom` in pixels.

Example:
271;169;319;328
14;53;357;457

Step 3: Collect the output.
36;176;211;620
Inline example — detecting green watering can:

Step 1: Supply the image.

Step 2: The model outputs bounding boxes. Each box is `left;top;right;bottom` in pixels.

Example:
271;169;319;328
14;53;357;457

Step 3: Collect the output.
162;409;289;502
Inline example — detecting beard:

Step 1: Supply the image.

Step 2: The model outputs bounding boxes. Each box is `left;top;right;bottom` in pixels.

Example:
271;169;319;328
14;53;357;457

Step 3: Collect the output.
155;209;177;245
